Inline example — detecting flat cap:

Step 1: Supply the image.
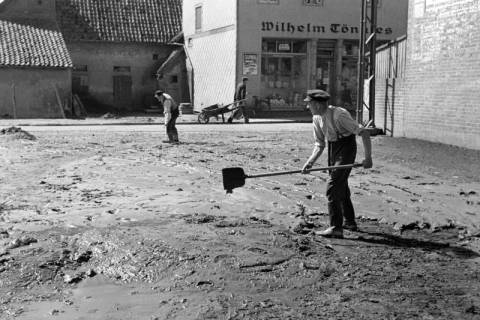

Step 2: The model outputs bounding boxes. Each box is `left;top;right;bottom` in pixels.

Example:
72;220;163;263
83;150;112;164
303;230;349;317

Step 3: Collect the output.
304;89;330;102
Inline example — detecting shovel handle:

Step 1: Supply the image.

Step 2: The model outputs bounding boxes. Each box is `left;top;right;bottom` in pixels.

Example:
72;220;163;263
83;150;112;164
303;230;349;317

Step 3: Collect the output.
246;163;363;179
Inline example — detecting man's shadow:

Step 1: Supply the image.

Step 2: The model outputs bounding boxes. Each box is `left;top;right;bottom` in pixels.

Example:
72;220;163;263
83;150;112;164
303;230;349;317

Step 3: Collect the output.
349;229;479;259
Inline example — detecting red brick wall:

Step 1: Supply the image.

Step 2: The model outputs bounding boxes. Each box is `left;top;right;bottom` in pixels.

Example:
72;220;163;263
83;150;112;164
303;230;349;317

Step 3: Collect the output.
400;0;480;150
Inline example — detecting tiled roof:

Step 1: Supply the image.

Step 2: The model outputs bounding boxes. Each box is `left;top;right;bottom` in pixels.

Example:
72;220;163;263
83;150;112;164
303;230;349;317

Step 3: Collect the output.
57;0;182;43
0;20;72;68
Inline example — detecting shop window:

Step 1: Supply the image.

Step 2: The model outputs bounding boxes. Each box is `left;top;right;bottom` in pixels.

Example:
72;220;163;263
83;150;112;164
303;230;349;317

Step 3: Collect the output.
292;41;307;53
340;40;360;111
260;38;308;108
262;39;307;54
303;0;324;6
262;40;276;53
195;6;202;32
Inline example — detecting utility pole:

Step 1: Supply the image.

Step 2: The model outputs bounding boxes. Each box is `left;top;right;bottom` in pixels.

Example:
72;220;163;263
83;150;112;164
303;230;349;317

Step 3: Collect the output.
356;0;378;126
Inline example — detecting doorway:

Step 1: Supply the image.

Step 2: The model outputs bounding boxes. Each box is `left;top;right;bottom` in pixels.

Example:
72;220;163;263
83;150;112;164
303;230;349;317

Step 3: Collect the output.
316;40;336;100
113;75;132;110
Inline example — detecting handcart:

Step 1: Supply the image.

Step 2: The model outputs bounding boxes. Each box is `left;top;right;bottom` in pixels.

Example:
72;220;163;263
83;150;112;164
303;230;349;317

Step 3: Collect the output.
197;99;246;124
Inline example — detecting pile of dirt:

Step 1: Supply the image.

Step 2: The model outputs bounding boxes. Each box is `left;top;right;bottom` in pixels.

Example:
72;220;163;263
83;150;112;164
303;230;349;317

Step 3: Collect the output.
0;126;36;140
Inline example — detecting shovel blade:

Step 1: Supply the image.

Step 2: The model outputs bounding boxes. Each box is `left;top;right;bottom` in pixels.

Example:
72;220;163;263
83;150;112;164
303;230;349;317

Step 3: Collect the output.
222;167;246;193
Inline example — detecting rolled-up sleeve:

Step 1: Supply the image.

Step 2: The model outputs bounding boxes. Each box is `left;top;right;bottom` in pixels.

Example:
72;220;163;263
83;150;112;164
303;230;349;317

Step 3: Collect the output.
313;116;326;148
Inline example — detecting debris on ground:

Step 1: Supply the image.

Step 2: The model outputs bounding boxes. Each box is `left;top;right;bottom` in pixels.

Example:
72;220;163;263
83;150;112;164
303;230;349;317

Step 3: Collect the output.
102;112;119;119
0;126;36;140
6;236;38;249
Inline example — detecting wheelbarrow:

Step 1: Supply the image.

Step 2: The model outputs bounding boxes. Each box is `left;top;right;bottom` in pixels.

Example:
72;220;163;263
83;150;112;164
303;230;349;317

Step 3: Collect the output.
197;99;247;124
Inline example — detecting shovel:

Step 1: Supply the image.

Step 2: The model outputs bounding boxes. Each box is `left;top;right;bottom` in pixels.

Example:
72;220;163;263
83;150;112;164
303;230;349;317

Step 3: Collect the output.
222;163;363;193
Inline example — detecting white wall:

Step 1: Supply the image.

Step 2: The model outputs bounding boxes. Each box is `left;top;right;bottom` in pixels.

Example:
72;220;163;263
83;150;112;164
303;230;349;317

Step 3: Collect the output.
183;0;237;111
183;0;236;36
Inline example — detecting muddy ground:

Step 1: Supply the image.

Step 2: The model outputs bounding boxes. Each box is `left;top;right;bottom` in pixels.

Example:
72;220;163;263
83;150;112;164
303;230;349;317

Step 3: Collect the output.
0;125;479;320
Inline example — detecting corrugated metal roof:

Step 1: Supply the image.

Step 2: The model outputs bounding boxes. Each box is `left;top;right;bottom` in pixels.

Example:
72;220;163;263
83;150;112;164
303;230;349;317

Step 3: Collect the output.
0;19;72;68
57;0;182;43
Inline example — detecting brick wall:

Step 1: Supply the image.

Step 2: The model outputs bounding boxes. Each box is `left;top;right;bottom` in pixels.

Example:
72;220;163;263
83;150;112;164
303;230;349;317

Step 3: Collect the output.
400;0;480;150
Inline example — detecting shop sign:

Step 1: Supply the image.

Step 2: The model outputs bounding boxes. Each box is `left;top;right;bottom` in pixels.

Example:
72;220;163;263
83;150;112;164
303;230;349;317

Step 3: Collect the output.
261;21;393;35
303;0;324;6
258;0;279;4
277;42;291;52
243;53;258;75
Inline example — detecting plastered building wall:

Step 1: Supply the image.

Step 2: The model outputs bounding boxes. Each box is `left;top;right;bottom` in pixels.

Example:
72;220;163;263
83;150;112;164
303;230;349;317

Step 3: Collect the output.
0;68;71;118
183;0;237;110
399;0;480;149
67;41;172;111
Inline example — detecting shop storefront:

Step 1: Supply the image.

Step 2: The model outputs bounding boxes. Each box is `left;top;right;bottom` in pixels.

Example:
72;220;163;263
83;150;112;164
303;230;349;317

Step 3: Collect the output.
238;0;408;112
256;38;367;112
260;39;308;109
182;0;407;113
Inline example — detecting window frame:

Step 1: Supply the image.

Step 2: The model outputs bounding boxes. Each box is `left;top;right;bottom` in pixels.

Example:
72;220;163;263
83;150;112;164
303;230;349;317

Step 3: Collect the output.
195;5;202;32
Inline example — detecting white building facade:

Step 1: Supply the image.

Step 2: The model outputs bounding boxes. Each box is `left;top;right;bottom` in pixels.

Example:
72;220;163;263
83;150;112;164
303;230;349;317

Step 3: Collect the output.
184;0;408;112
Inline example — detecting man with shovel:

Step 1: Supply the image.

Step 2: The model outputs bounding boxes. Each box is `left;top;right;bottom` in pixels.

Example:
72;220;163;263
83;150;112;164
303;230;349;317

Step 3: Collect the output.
155;90;179;144
302;89;372;238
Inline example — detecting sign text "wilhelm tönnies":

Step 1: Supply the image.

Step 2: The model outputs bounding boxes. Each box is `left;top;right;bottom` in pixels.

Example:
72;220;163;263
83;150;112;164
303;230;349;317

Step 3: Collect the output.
261;21;393;35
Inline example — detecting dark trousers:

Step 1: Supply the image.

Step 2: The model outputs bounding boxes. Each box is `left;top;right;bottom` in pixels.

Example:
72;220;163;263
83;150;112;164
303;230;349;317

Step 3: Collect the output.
228;103;249;122
166;113;179;142
326;134;357;229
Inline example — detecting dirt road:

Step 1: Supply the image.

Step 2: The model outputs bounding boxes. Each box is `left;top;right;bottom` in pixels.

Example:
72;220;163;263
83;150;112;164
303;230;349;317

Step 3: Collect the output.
0;124;479;319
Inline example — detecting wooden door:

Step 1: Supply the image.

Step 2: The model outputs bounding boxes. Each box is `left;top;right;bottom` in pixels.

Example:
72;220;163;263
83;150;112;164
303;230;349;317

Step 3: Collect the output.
113;75;132;110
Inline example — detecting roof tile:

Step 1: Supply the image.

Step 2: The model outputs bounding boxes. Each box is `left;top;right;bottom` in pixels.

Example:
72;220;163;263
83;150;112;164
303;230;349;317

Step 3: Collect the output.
57;0;182;43
0;20;73;68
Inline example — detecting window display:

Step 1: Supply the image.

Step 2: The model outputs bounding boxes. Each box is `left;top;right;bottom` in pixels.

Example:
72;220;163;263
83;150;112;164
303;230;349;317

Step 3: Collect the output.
260;39;307;109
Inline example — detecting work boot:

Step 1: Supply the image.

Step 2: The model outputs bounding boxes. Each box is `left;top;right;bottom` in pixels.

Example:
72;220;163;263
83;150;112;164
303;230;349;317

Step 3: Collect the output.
163;132;175;143
172;133;179;143
315;226;343;239
343;222;358;231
